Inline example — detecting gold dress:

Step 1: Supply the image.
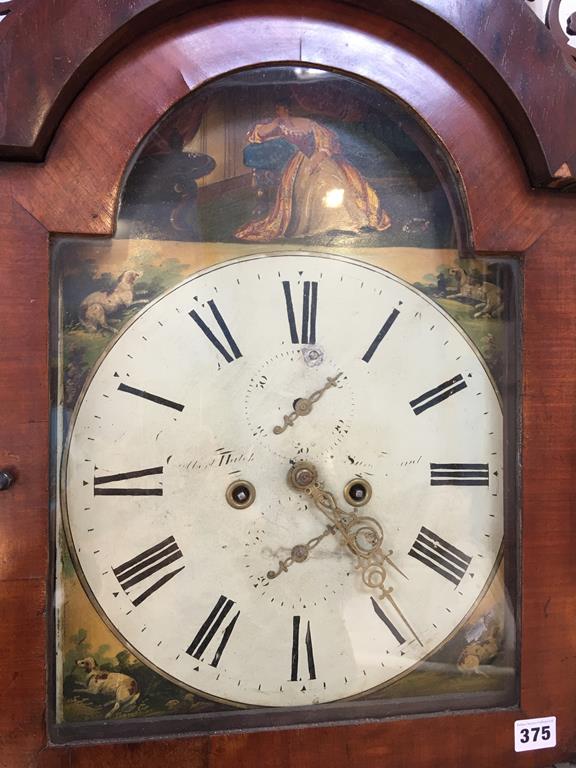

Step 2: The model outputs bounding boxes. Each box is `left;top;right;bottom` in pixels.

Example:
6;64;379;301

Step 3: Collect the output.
235;116;391;241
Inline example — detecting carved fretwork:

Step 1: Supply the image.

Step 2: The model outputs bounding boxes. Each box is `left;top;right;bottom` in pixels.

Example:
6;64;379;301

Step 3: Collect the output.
526;0;576;69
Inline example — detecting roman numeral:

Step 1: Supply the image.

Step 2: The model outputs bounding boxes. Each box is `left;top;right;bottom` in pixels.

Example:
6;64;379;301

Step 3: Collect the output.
370;597;406;644
113;535;184;606
186;595;240;668
362;308;400;363
291;616;316;681
430;463;489;486
189;300;242;363
282;280;318;344
408;527;471;586
93;466;163;496
410;374;467;415
118;383;184;412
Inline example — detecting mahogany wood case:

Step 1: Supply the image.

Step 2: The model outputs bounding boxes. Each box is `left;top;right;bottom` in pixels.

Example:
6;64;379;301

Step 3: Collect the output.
1;1;575;766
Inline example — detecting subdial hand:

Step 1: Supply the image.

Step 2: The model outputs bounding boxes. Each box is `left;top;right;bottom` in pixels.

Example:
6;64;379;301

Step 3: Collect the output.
266;524;336;579
272;372;342;434
288;461;423;647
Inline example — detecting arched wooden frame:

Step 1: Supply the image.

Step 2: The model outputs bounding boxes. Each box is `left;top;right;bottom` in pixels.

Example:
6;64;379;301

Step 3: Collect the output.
1;4;575;767
2;0;576;187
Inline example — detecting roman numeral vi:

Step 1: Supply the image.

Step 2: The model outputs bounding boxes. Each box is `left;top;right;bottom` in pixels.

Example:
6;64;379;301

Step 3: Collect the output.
291;616;316;681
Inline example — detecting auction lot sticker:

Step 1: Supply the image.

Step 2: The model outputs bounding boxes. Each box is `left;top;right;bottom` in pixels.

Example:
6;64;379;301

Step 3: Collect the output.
514;716;556;752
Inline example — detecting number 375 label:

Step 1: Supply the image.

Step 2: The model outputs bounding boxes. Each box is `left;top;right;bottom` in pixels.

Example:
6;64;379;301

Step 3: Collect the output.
514;716;556;752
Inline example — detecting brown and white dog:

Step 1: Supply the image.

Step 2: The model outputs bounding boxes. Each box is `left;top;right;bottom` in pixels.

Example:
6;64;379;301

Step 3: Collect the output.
79;269;147;333
76;656;140;718
449;266;503;318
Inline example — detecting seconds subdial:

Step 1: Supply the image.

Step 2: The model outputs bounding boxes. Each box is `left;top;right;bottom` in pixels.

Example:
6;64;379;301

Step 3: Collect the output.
244;348;354;460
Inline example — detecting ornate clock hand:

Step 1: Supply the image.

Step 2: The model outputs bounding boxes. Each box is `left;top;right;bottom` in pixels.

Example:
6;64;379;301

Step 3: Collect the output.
272;372;342;434
287;462;406;576
266;524;336;579
381;591;424;648
288;461;423;647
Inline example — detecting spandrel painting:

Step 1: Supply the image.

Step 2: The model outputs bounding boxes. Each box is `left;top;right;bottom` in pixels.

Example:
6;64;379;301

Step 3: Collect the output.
50;67;518;740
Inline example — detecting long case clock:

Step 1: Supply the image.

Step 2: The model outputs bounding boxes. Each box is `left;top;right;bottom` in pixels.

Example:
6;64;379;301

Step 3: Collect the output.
1;1;575;767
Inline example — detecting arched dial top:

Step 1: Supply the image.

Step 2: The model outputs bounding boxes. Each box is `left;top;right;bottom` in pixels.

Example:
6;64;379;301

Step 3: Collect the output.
63;252;503;707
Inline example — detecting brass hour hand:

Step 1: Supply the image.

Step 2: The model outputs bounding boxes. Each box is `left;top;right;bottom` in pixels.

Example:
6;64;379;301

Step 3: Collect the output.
288;461;423;647
272;372;342;434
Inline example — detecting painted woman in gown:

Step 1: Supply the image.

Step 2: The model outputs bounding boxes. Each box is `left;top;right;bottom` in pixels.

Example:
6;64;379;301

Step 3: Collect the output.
235;104;391;241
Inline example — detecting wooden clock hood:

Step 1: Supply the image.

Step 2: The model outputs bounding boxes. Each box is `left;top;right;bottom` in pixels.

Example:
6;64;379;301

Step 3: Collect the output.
0;0;575;184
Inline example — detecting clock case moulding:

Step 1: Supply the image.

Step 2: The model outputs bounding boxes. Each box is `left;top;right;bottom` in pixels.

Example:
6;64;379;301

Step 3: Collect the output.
0;2;575;767
1;0;575;188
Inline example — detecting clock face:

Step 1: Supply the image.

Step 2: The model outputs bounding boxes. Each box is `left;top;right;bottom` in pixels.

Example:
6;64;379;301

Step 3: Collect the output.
63;252;503;707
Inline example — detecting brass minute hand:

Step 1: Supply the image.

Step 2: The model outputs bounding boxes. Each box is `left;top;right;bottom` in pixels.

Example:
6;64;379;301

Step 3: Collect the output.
288;461;423;647
273;373;342;434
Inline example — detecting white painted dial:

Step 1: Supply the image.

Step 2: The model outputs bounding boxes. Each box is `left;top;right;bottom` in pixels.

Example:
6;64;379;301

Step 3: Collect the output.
64;252;503;707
